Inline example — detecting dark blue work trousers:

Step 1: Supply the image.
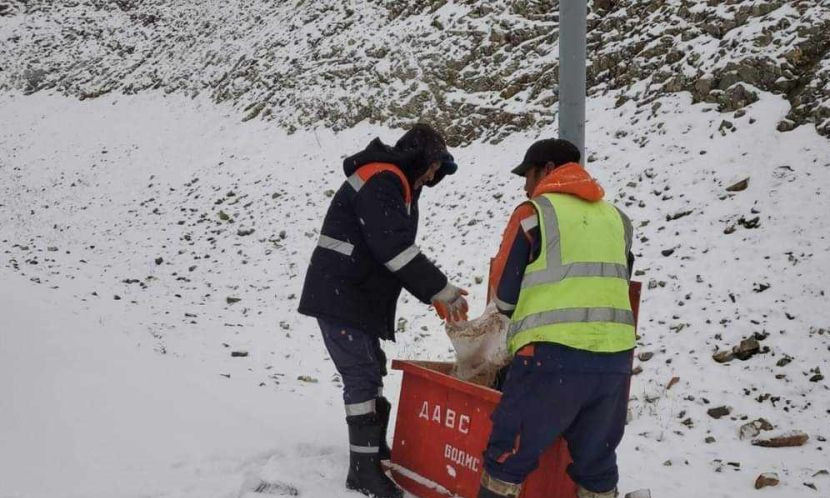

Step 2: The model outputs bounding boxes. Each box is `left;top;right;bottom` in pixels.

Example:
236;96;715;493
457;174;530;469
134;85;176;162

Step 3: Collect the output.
484;343;632;493
319;319;387;406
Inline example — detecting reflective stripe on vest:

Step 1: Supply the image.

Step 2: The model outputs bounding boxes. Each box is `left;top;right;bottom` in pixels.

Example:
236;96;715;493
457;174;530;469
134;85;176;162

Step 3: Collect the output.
508;193;635;354
347;162;412;215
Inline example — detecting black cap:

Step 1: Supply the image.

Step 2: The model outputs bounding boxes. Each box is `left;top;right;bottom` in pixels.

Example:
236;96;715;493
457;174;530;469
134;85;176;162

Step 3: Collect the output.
512;138;581;177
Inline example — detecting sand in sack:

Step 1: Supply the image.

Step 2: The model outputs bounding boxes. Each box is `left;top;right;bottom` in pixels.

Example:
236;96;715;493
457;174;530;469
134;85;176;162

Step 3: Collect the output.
445;302;511;387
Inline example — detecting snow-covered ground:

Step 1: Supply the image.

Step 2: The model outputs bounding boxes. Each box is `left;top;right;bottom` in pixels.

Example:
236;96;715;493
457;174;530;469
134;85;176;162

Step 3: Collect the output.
1;90;829;498
1;271;337;498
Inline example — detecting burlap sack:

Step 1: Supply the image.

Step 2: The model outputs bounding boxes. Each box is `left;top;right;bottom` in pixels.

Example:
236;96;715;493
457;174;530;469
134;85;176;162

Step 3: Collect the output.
445;302;511;387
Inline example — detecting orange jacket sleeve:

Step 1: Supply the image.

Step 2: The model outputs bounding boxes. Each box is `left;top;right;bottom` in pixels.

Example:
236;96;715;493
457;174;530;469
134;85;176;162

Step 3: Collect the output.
488;203;537;306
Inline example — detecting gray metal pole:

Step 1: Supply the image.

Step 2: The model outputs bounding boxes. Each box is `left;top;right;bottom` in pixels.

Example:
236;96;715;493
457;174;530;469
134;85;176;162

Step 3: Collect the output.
559;0;587;162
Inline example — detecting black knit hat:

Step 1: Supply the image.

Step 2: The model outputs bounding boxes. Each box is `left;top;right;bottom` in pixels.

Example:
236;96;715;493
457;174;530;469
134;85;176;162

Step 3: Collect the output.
395;123;448;164
512;138;581;177
395;123;455;186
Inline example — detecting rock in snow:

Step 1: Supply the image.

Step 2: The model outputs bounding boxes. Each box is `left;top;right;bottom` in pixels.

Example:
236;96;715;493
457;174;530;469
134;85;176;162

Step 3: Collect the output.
755;473;780;489
707;406;732;419
752;431;810;448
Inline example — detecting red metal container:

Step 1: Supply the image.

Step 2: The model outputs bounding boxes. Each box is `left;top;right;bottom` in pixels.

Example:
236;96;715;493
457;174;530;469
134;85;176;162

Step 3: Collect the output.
389;282;641;498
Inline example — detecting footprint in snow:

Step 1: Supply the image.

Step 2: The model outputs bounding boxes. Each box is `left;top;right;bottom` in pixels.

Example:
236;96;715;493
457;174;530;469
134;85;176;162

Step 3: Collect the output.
239;475;300;496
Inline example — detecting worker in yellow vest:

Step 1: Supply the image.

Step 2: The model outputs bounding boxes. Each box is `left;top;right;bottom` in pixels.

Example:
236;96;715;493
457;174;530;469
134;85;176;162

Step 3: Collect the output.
479;139;635;498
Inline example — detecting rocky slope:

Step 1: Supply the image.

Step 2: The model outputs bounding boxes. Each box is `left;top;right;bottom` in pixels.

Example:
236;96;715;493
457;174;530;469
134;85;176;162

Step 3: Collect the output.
1;0;829;144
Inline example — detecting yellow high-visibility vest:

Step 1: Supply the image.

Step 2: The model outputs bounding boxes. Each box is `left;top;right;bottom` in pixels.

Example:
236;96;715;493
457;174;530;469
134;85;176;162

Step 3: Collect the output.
508;193;635;354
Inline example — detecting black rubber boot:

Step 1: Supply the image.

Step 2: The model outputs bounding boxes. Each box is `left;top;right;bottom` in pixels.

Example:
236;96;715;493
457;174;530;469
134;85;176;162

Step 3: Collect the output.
376;396;392;460
346;413;403;498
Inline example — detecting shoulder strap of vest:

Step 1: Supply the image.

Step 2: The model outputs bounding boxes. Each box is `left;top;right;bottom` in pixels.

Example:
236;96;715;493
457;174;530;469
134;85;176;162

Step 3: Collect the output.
614;204;633;256
528;194;552;222
347;162;412;206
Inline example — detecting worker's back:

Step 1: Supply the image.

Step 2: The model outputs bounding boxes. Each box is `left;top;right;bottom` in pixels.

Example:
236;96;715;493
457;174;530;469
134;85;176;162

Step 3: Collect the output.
508;191;635;354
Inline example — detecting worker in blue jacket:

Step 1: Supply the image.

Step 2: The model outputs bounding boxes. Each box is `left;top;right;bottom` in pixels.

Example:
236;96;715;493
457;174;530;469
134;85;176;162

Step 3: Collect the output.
299;124;468;498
